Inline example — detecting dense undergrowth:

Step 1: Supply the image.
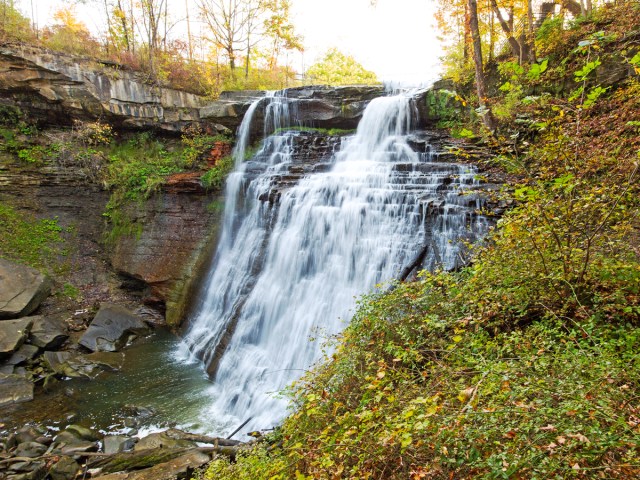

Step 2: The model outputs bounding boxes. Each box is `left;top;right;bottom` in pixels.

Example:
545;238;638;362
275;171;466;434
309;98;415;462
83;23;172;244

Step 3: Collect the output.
199;3;640;479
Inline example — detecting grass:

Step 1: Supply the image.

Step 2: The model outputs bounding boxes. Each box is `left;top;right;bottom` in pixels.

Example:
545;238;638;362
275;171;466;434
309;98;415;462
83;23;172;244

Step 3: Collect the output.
273;126;356;136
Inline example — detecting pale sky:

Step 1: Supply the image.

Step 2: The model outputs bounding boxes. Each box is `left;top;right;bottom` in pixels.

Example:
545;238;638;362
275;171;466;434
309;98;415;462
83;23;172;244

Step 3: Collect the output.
26;0;442;85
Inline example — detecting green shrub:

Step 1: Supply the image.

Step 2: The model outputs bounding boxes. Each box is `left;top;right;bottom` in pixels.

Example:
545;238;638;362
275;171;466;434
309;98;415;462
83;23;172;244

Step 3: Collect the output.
0;202;66;273
201;155;234;190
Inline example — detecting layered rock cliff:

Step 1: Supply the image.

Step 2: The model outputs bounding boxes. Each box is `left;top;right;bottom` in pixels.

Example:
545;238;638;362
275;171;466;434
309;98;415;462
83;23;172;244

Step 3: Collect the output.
0;43;384;133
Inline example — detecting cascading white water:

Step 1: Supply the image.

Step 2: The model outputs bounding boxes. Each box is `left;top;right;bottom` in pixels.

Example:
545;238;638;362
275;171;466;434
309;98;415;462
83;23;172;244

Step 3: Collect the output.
179;92;487;435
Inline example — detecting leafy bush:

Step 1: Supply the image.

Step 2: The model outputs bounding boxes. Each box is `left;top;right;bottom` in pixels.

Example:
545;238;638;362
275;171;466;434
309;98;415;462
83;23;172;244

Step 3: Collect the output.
180;124;231;168
201;155;234;190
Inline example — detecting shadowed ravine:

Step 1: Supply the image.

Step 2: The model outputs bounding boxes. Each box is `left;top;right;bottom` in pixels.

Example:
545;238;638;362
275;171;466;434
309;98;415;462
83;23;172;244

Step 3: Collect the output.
178;90;490;435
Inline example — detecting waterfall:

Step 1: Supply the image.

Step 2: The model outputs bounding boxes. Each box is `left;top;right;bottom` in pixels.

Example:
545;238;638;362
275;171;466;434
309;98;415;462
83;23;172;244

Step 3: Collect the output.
178;91;488;435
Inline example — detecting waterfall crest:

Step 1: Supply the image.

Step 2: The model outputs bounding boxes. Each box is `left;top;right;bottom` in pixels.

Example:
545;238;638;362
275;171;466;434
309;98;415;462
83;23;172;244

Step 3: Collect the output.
178;92;487;434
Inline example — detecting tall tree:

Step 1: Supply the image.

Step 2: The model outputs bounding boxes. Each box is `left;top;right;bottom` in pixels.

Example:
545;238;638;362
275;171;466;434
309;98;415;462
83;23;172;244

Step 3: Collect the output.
263;0;303;70
489;0;522;61
140;0;167;74
198;0;247;71
468;0;497;131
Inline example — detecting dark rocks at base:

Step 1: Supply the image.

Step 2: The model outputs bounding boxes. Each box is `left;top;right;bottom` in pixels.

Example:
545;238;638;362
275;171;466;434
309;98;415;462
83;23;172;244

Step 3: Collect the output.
64;424;101;442
103;435;137;455
7;344;39;365
13;441;48;458
0;317;34;360
27;315;69;350
0;373;34;407
0;426;243;480
52;428;99;456
91;451;212;480
43;350;124;379
0;259;52;320
134;431;198;451
79;304;150;352
48;456;80;480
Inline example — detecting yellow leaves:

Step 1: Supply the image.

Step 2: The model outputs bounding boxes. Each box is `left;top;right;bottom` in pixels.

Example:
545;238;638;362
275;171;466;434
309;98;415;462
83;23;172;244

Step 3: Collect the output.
457;387;476;403
410;465;429;480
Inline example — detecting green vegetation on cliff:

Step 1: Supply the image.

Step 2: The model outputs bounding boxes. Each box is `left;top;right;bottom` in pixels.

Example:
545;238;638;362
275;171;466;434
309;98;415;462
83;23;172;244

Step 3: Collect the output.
0;202;66;274
199;3;640;479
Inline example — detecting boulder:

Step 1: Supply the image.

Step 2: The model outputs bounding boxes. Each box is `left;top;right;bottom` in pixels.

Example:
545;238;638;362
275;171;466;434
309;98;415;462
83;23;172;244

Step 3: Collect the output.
14;441;48;458
0;258;52;319
103;435;136;455
134;431;197;451
6;458;47;477
0;317;34;360
28;315;68;350
7;343;40;365
7;426;47;448
0;373;34;407
65;425;101;442
79;304;150;352
52;430;98;455
49;456;80;480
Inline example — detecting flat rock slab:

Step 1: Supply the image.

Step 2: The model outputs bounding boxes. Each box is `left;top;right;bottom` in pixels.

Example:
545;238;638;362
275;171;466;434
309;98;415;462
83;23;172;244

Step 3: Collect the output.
0;258;52;319
44;350;124;378
0;372;34;407
0;317;34;360
7;343;40;365
28;315;68;349
79;304;150;352
92;451;211;480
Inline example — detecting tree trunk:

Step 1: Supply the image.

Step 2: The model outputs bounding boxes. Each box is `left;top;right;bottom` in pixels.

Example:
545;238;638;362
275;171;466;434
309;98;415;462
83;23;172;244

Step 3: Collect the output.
526;0;536;62
463;3;470;62
228;46;236;71
468;0;497;131
489;0;521;60
185;0;193;60
245;36;250;79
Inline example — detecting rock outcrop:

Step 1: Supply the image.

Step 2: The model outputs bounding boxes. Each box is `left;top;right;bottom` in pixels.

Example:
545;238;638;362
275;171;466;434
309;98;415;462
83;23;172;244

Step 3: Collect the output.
0;44;385;134
0;259;52;319
0;43;206;132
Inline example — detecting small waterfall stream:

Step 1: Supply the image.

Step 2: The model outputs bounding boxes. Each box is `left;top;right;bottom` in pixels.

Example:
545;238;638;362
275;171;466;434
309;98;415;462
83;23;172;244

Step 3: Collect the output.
179;91;488;434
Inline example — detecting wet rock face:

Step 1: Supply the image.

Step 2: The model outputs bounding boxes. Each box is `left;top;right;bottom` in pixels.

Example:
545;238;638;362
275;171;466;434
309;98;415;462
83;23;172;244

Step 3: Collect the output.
0;259;52;320
111;189;225;327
